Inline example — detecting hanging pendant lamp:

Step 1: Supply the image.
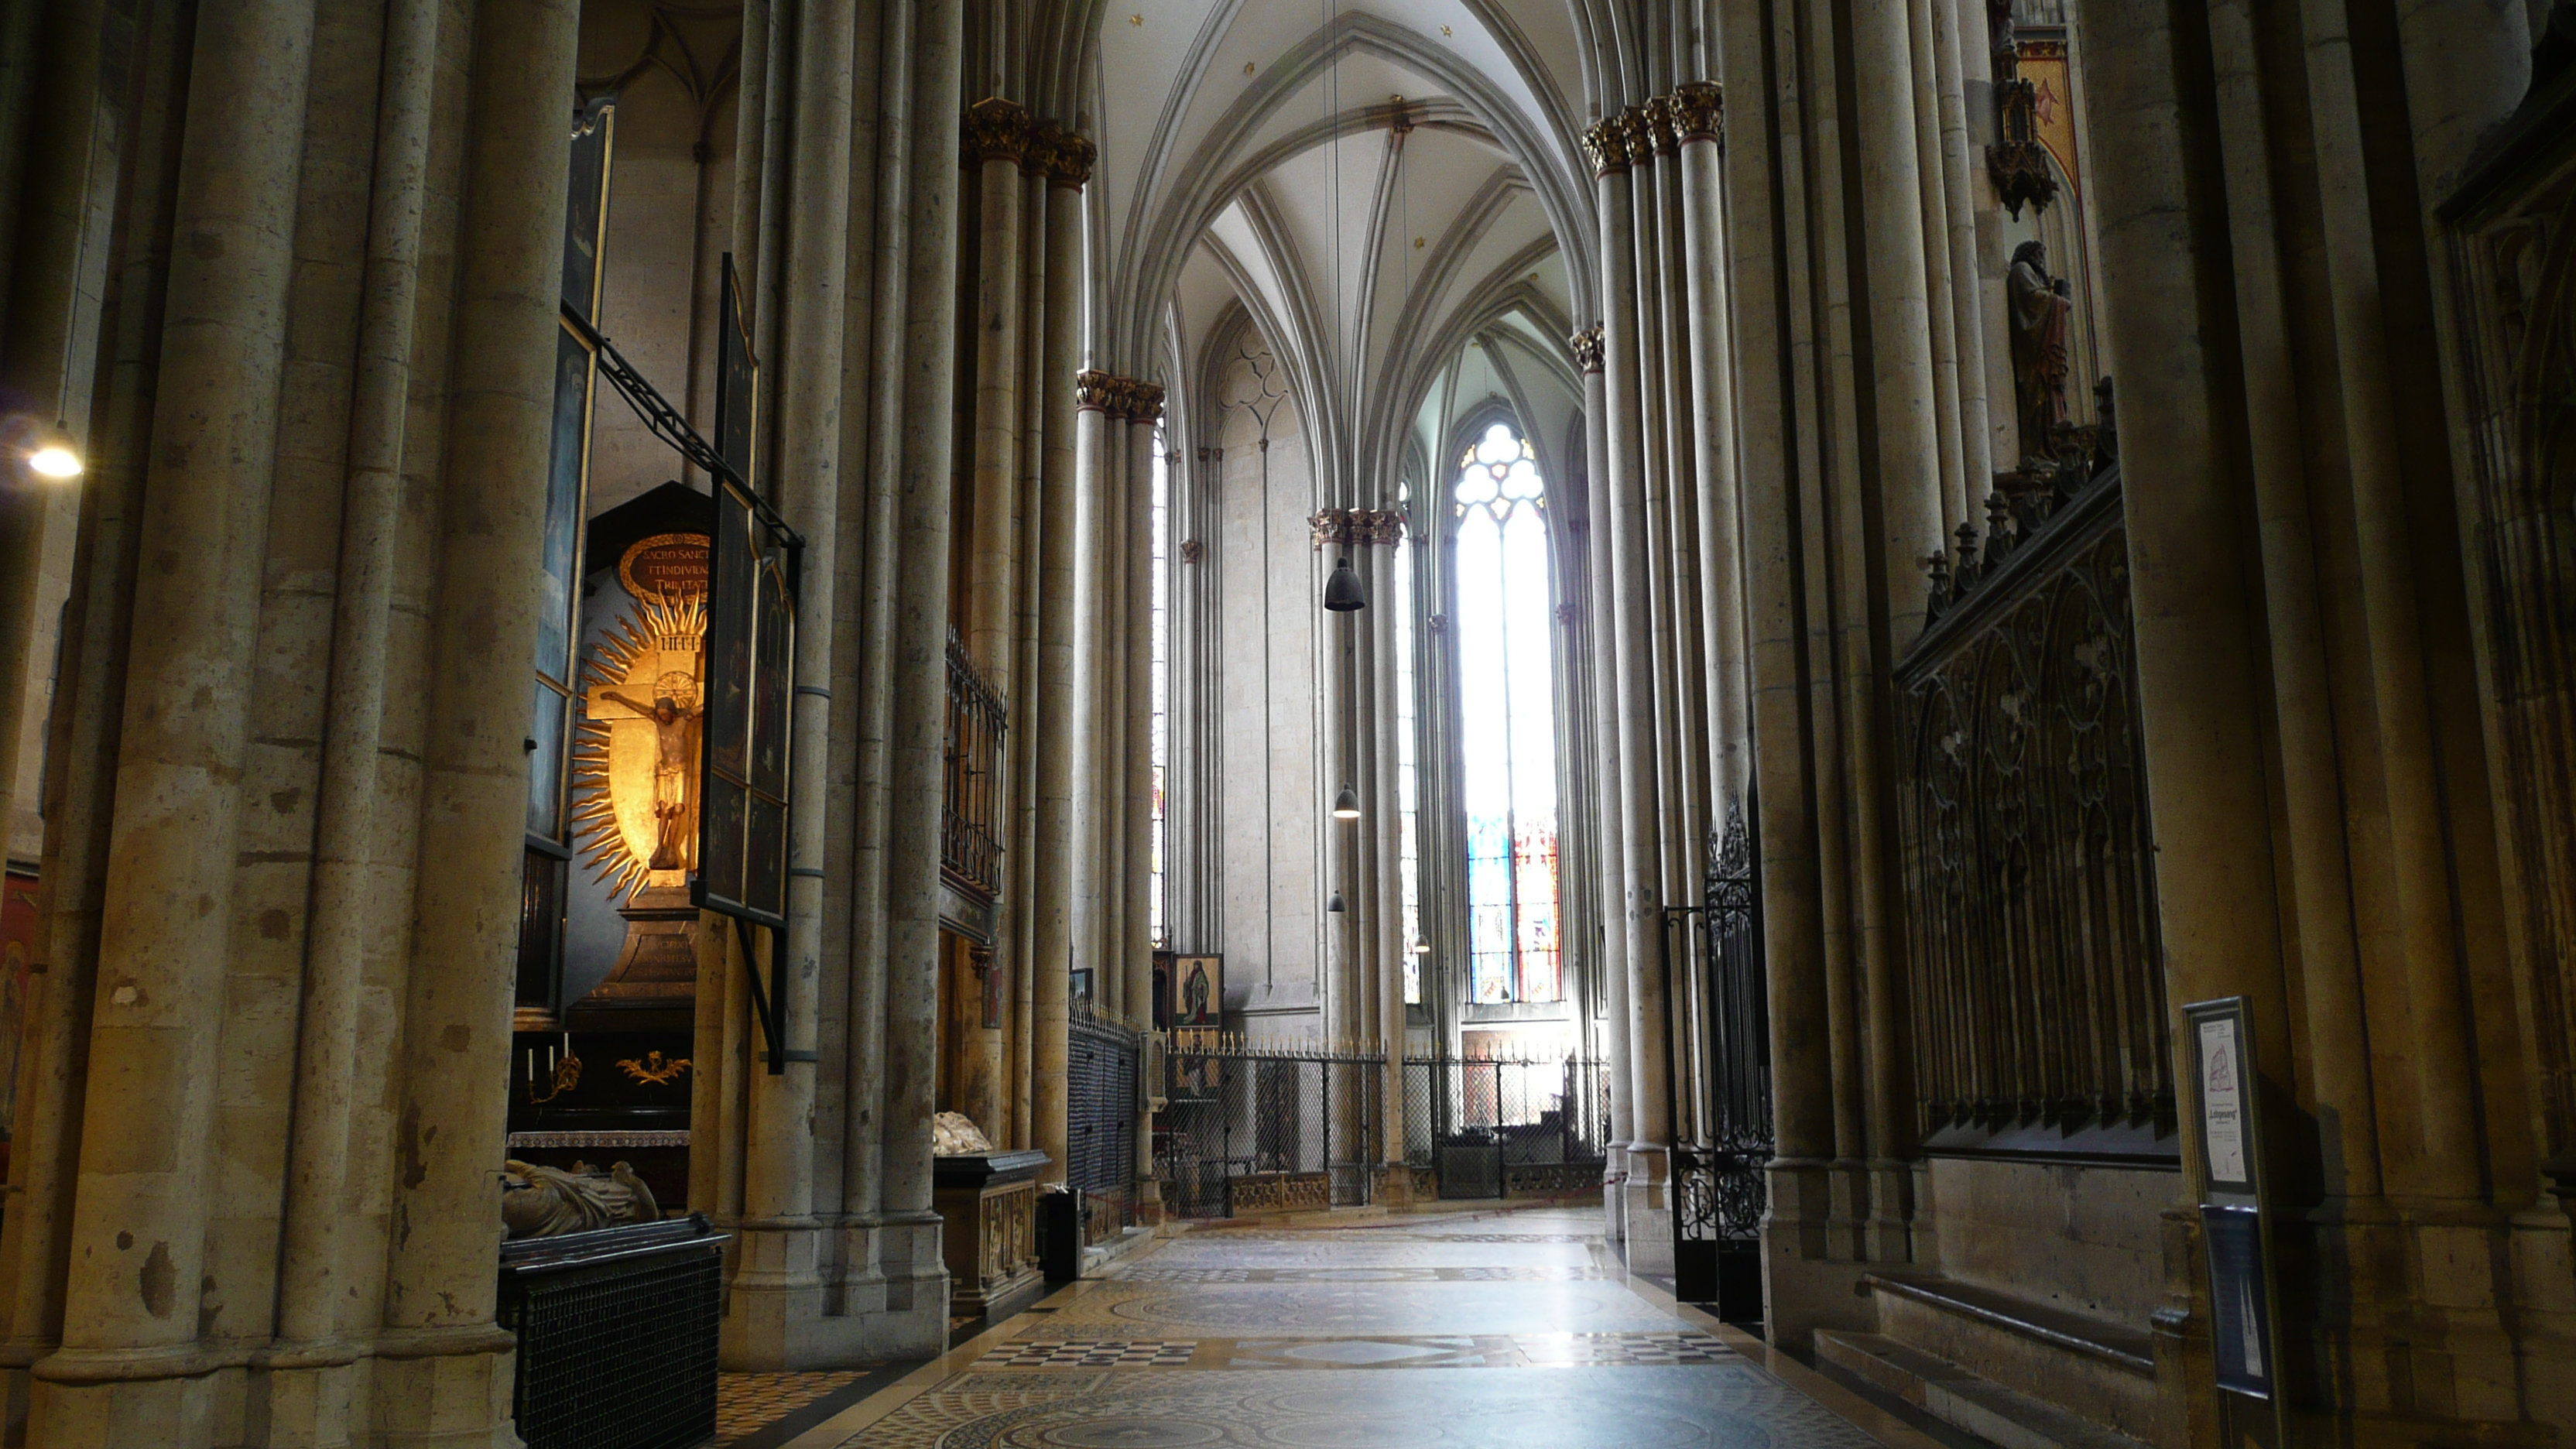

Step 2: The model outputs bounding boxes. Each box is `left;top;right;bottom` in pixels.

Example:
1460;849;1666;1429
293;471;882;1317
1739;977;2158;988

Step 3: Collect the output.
1333;785;1360;819
1324;555;1366;611
1327;889;1347;913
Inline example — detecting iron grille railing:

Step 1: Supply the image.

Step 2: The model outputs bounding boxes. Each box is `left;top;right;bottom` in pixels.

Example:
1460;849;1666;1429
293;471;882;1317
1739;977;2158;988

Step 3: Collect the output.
1157;1034;1384;1218
1664;802;1772;1318
1896;454;2174;1152
942;629;1008;900
1400;1052;1611;1200
1068;1002;1142;1238
498;1216;728;1449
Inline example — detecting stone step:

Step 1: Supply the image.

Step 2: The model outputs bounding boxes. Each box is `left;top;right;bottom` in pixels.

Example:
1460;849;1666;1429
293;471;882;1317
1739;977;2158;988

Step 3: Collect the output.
1817;1331;2155;1449
1859;1272;2160;1443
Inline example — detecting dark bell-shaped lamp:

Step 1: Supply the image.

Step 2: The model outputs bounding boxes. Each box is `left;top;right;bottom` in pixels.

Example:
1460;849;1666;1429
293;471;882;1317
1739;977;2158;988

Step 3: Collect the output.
1324;556;1366;611
1327;889;1347;913
1333;785;1360;820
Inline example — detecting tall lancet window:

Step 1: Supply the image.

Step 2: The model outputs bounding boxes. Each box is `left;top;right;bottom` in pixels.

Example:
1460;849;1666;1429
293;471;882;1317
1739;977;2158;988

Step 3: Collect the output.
1453;423;1561;1003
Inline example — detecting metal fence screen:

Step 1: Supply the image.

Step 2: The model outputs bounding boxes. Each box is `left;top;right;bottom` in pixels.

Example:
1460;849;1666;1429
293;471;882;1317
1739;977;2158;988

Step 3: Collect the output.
1156;1036;1383;1218
498;1217;727;1449
1402;1053;1612;1200
1067;1005;1141;1239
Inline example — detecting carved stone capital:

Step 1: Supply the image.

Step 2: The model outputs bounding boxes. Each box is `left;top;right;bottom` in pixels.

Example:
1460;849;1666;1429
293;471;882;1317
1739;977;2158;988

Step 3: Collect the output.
1180;538;1205;565
1023;122;1062;177
1671;82;1723;145
1075;369;1118;413
1050;132;1098;187
961;96;1033;165
1309;508;1352;550
1129;382;1166;423
1351;509;1406;546
1569;325;1605;375
1580;119;1628;176
1616;109;1656;166
1642;95;1680;156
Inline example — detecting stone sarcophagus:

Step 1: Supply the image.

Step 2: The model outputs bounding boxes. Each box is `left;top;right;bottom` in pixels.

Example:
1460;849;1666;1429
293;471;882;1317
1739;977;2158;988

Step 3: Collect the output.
933;1147;1050;1316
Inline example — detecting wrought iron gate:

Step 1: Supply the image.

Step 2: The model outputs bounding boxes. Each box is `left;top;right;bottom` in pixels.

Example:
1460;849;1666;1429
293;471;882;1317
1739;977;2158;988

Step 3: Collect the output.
1067;1005;1139;1239
1402;1053;1611;1199
1664;801;1772;1322
1156;1036;1382;1218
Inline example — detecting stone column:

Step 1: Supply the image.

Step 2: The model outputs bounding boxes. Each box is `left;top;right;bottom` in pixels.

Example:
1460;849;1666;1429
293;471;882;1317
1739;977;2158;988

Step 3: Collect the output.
1849;0;1944;1257
736;0;858;1362
1672;84;1752;810
33;0;318;1420
1123;388;1161;1204
1571;329;1635;1150
880;0;963;1316
1030;146;1092;1178
2077;0;2298;1153
2199;0;2379;1201
1928;0;1992;495
1076;384;1128;1019
1621;110;1690;926
1317;508;1356;1043
2283;0;2480;1202
1906;0;1969;530
0;0;190;1377
1583;117;1673;1238
272;0;440;1355
1644;99;1710;916
840;0;920;1291
1005;132;1053;1150
1066;371;1118;1021
1369;515;1407;1178
958;94;1029;1145
366;0;581;1438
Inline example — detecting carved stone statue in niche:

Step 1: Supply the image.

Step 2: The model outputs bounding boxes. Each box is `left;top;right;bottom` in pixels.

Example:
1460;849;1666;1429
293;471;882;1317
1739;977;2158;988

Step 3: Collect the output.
2009;240;2074;459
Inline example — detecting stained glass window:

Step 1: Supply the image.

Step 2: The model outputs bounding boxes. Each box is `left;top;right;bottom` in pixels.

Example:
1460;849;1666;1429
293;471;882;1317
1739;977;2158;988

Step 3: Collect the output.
1149;430;1170;947
1454;423;1560;1003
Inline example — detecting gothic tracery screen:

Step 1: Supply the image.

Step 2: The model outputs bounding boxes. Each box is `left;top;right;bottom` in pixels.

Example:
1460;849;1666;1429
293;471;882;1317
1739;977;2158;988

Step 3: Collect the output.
1452;423;1562;1003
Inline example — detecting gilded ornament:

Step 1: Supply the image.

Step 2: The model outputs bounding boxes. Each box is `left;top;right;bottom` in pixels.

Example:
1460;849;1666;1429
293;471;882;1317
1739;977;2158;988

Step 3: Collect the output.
961;96;1033;165
1670;82;1724;144
1074;368;1118;412
1617;109;1656;166
1051;132;1097;187
616;1050;692;1087
1580;119;1627;176
1569;326;1605;374
1643;95;1680;156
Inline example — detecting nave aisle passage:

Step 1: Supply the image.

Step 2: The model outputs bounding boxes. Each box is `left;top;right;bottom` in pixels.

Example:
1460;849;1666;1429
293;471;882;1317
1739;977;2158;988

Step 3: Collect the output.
765;1205;1930;1448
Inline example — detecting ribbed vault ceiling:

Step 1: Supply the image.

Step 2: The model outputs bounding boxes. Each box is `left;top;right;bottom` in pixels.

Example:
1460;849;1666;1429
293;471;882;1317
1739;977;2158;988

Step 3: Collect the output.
1088;0;1598;500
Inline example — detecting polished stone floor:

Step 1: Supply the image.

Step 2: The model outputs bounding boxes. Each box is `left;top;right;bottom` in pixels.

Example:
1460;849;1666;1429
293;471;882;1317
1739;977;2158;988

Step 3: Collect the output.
779;1206;1920;1449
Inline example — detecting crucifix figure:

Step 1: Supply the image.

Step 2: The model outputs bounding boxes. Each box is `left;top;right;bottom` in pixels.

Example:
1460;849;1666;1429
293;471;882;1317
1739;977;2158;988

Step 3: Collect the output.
591;669;705;872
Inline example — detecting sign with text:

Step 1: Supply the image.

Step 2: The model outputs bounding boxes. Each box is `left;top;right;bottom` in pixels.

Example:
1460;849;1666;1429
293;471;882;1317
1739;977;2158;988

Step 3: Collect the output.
2183;997;2285;1448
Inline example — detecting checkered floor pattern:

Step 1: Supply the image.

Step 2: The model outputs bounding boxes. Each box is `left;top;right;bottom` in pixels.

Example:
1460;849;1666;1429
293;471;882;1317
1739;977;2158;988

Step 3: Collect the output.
975;1340;1202;1368
1521;1331;1737;1365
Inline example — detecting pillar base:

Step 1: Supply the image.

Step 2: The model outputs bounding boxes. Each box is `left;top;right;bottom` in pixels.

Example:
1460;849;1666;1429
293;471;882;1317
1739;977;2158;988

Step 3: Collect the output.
1622;1144;1674;1278
1760;1158;1878;1352
719;1215;949;1369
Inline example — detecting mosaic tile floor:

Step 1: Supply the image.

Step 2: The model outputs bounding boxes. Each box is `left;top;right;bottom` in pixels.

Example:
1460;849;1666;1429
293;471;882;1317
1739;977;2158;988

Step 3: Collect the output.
715;1372;865;1444
786;1206;1911;1449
